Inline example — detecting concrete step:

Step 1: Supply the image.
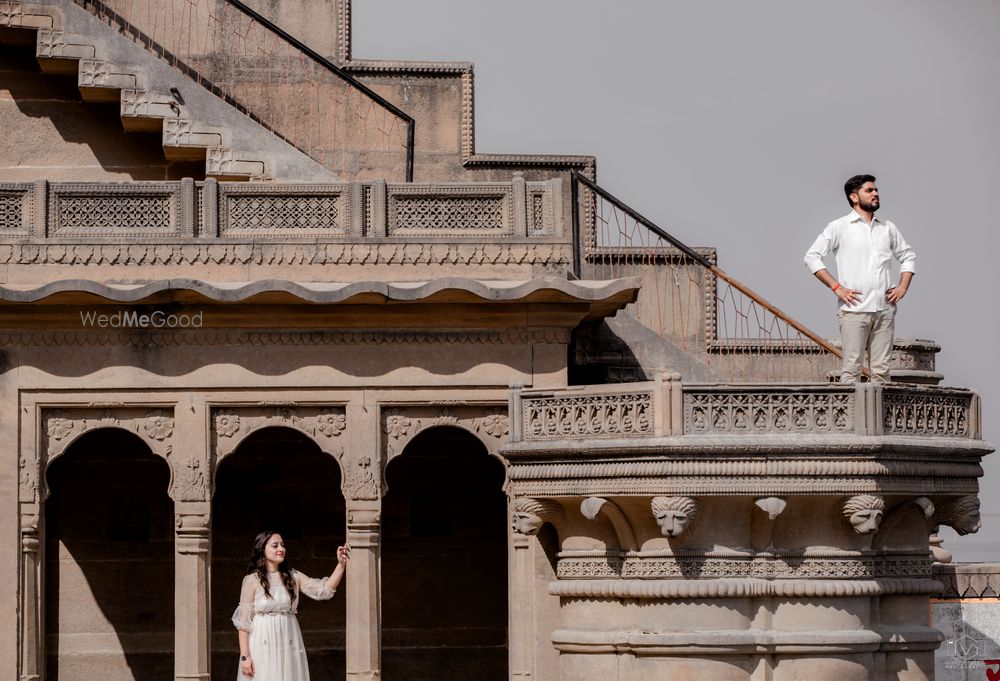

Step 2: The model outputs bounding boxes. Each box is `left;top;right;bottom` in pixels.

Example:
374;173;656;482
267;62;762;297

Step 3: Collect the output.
2;0;338;182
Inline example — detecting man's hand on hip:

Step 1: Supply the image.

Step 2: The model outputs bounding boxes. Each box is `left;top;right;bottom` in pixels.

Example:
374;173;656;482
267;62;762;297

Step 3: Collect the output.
886;285;907;304
836;287;862;305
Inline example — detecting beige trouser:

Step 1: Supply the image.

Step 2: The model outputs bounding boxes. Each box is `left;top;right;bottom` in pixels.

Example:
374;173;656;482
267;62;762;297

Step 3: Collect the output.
837;306;896;384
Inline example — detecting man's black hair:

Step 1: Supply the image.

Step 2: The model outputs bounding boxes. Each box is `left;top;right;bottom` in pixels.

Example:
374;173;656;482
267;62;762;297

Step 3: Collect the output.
844;174;876;206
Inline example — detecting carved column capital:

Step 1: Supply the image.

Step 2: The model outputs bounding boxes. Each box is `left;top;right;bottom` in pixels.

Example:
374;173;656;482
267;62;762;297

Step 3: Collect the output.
19;510;39;553
347;500;381;533
175;503;210;555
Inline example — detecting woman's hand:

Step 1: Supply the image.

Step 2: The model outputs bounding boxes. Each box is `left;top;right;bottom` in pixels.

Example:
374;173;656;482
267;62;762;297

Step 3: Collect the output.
337;544;351;566
240;655;254;678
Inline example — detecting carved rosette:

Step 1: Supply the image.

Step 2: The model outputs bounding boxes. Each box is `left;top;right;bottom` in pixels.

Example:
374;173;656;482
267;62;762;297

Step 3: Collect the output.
44;407;174;457
39;406;177;499
212;405;347;461
382;405;509;462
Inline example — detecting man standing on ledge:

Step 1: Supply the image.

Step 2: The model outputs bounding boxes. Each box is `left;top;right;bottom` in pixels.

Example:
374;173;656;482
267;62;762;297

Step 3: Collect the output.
804;174;916;384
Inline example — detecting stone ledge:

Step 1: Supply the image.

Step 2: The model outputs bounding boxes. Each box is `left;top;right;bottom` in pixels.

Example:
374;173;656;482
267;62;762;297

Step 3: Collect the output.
0;276;640;307
933;562;1000;598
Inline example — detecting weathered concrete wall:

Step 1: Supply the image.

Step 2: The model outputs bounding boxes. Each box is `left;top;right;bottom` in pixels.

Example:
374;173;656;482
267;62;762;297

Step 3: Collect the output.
0;36;192;181
236;0;343;62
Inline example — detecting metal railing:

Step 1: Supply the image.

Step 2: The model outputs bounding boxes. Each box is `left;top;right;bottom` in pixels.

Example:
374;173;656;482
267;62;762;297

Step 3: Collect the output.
76;0;414;181
572;172;843;383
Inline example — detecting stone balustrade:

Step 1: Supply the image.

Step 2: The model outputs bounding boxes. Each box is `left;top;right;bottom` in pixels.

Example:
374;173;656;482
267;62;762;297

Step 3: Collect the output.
0;177;563;241
508;378;982;442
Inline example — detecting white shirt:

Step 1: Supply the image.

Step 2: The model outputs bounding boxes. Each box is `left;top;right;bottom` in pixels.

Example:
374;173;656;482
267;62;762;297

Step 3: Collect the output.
804;210;916;312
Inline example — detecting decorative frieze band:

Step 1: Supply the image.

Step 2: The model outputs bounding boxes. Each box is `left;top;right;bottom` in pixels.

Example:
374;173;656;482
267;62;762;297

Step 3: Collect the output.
0;241;571;266
556;555;933;580
0;328;570;348
548;577;942;599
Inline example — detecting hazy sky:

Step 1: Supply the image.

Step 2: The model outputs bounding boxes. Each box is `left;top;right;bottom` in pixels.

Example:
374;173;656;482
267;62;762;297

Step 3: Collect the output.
354;0;1000;561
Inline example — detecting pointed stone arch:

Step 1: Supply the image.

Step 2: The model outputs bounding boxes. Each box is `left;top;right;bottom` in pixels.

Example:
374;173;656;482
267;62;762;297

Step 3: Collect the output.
380;404;510;498
210;404;348;495
40;406;176;500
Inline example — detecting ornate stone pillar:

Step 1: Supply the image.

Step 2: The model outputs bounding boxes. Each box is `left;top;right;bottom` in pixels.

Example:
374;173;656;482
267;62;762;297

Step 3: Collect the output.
346;499;381;681
510;498;565;681
510;530;533;681
19;506;41;681
174;503;211;681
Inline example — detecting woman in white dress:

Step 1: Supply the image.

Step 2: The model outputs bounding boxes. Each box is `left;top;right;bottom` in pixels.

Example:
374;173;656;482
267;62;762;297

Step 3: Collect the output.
233;530;350;680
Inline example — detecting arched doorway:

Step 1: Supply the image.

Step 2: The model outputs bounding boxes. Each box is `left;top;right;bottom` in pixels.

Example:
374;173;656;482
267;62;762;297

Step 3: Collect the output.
382;426;508;680
210;427;346;681
44;429;174;681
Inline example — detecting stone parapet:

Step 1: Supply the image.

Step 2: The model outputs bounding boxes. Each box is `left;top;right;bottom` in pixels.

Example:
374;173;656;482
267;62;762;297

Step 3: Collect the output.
508;379;983;445
0;177;564;243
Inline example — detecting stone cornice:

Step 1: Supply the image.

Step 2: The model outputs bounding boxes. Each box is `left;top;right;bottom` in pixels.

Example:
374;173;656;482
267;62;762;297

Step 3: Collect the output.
509;476;980;498
932;562;1000;599
0;276;639;307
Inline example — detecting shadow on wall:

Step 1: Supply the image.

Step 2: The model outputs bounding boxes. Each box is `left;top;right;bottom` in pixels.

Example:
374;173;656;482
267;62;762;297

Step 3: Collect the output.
9;325;541;380
0;28;204;181
382;426;509;681
210;427;347;681
44;428;174;681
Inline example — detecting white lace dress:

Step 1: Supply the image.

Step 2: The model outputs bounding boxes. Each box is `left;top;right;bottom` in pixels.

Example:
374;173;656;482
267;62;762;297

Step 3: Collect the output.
232;570;336;681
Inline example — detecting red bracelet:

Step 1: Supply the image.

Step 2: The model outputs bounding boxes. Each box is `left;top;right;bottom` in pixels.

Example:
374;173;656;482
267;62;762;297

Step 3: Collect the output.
831;282;841;293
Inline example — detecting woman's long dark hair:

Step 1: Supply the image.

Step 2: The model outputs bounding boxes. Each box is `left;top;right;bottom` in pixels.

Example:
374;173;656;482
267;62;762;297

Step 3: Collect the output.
247;530;296;600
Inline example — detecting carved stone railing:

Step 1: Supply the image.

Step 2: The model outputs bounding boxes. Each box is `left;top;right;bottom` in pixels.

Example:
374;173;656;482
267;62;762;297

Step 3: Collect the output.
683;385;856;435
882;385;978;438
0;178;563;242
507;379;981;442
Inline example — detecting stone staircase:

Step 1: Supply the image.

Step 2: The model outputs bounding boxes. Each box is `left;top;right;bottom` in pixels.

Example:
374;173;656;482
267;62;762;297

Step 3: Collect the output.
0;0;338;181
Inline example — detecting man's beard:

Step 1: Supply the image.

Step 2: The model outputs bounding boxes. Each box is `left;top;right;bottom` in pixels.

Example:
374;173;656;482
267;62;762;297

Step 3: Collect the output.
860;198;879;213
